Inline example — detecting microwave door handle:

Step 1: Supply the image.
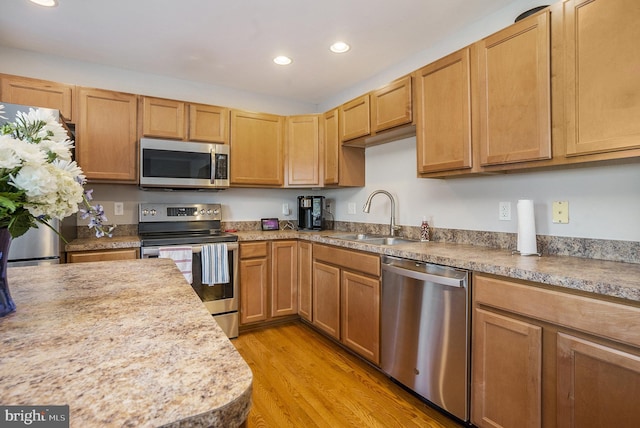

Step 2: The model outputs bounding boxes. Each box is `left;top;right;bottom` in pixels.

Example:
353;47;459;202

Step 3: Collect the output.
210;149;216;184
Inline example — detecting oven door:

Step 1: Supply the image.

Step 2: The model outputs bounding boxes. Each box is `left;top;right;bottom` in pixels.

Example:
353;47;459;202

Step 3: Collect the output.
141;242;239;337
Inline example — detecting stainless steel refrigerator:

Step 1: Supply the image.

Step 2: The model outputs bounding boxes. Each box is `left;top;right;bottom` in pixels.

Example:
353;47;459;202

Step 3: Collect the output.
2;103;70;267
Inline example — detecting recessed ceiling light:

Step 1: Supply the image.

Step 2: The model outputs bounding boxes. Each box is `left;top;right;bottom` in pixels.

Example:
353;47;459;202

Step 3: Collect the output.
273;56;292;66
29;0;58;6
330;41;350;53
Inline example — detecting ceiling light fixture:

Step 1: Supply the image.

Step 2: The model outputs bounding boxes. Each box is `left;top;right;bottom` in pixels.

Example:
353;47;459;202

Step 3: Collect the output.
273;56;292;66
29;0;58;6
330;41;350;53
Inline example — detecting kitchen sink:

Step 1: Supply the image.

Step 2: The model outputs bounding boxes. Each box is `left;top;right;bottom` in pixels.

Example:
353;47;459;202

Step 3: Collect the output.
327;233;417;246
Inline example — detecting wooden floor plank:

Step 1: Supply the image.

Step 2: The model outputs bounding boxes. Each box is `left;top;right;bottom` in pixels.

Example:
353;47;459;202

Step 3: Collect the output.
233;321;464;428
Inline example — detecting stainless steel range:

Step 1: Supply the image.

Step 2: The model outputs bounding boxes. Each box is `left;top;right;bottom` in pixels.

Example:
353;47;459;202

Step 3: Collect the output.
138;203;239;338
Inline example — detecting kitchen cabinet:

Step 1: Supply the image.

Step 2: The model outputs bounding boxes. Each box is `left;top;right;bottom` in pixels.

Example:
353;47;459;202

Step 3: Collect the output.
230;109;284;187
562;0;640;158
477;10;551;166
322;108;365;187
339;94;370;142
76;87;138;182
285;114;321;187
472;273;640;428
415;47;475;175
239;240;298;325
66;248;139;263
141;96;229;143
0;74;75;122
297;241;313;322
271;240;298;317
312;243;381;364
340;75;415;148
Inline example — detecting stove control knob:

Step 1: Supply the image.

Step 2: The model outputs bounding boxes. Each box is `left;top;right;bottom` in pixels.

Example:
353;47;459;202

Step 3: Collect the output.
200;209;205;215
213;208;219;215
150;209;157;216
207;209;213;215
142;209;149;216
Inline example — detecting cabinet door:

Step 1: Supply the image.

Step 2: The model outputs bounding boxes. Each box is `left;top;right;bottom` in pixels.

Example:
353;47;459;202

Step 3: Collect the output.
189;103;229;143
230;110;284;186
0;75;74;122
76;87;138;182
478;11;551;166
141;96;186;140
271;240;298;317
339;94;370;141
286;114;320;186
239;257;269;324
323;109;339;185
341;270;380;364
415;47;473;174
371;75;412;133
67;248;139;263
298;241;313;322
312;261;341;340
556;333;640;428
472;308;542;428
564;0;640;156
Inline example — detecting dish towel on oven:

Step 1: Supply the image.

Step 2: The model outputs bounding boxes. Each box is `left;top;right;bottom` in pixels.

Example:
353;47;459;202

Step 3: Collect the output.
158;246;193;284
201;243;229;285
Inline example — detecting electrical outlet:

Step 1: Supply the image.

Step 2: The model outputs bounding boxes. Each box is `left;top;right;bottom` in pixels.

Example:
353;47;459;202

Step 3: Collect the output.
499;201;511;221
552;201;569;224
325;200;332;214
114;202;124;216
282;203;289;216
348;202;357;215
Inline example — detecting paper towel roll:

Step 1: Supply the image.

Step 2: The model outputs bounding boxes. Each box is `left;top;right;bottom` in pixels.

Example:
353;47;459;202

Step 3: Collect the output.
517;199;537;255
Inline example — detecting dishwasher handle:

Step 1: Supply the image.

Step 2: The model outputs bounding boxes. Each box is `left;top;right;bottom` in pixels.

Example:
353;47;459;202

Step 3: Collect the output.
382;259;467;288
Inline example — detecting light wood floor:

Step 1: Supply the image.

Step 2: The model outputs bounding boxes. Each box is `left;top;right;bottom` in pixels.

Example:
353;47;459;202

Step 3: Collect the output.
232;321;464;428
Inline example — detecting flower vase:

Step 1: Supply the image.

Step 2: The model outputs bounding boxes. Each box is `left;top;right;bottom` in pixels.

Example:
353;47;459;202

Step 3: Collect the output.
0;228;16;317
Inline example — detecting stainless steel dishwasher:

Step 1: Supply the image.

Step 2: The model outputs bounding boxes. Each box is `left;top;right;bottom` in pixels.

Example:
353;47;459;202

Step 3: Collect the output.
381;255;470;422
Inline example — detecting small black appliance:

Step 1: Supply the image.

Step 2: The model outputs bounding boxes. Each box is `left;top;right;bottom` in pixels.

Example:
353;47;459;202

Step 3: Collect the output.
297;196;325;230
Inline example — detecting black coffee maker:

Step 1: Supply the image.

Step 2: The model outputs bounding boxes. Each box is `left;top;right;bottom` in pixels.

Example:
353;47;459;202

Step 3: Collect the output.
297;196;325;230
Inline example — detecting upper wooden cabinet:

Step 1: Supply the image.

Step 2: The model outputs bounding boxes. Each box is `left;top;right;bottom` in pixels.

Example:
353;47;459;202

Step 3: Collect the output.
415;47;474;175
0;74;75;122
141;96;229;143
76;87;138;183
478;10;551;166
371;74;412;133
563;0;640;157
339;94;370;142
340;76;415;147
230;109;284;186
285;114;321;187
322;108;365;187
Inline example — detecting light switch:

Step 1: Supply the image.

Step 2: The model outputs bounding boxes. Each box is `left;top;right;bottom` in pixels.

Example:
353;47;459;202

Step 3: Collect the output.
552;201;569;224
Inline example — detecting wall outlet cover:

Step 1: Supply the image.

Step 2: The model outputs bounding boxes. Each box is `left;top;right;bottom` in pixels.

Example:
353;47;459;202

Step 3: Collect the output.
552;201;569;224
499;201;511;221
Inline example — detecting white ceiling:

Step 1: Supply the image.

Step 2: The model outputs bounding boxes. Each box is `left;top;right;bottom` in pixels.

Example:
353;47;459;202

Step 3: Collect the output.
1;0;523;105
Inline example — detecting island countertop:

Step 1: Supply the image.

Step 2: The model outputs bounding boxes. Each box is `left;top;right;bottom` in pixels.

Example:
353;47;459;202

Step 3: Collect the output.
0;258;252;428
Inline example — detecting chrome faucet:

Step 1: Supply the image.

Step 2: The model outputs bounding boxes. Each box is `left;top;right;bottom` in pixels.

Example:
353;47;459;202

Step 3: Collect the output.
363;190;401;237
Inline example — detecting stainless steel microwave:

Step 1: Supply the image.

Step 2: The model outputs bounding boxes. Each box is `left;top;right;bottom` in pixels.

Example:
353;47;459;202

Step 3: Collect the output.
139;138;230;190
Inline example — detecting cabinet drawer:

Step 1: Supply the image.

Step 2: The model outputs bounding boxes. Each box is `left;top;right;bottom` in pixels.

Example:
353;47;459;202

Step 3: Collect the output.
474;274;640;348
313;244;380;277
67;248;139;263
240;241;269;259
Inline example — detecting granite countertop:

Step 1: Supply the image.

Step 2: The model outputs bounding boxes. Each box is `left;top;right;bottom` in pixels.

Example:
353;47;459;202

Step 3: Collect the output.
66;231;640;304
0;259;252;428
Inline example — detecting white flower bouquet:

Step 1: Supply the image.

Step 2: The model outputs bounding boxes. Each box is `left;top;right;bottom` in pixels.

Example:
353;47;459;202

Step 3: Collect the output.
0;105;115;239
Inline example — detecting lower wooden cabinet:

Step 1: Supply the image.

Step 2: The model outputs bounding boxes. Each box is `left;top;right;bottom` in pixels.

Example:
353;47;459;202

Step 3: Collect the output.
297;241;313;322
239;240;298;325
312;243;381;364
472;273;640;428
66;248;139;263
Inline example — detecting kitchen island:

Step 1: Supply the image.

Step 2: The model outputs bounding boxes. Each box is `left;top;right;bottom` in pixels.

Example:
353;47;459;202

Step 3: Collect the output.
0;258;252;428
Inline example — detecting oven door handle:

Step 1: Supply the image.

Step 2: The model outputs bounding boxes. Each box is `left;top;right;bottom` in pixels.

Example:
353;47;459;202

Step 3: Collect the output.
142;242;238;257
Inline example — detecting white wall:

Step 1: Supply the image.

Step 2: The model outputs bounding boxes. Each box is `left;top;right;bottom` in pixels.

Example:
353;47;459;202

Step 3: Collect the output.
3;0;639;242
